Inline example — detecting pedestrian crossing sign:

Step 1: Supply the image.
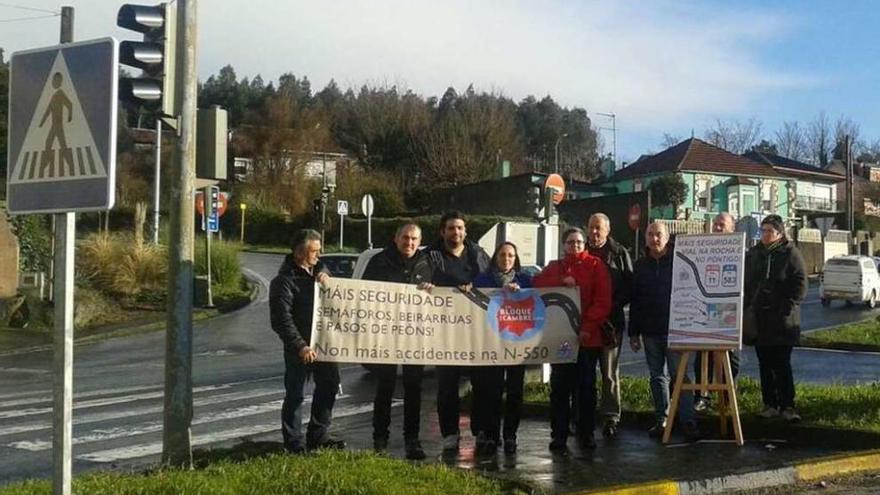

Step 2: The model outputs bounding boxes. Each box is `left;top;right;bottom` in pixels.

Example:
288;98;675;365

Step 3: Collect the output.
6;38;118;214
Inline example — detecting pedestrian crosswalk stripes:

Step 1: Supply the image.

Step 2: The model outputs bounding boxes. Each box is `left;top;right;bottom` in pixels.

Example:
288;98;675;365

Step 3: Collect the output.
0;377;379;465
76;403;376;464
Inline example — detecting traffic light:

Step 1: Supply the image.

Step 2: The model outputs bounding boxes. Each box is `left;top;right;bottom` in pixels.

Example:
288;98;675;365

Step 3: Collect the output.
526;186;542;220
313;198;322;214
117;3;177;119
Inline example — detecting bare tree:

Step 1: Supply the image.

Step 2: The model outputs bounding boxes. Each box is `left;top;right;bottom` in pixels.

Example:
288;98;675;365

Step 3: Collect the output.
774;121;807;161
805;111;833;167
834;115;864;158
413;89;523;186
704;118;762;154
660;133;684;149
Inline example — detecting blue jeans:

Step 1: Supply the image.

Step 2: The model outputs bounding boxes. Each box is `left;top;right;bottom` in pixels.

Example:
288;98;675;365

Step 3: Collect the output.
550;348;602;440
643;335;694;424
281;350;340;450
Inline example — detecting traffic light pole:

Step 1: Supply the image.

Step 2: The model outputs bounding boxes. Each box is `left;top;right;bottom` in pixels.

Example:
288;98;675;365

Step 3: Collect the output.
152;119;161;244
163;0;197;468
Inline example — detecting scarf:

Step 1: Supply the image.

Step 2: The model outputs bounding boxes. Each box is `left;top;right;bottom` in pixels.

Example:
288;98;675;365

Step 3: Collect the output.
492;268;516;287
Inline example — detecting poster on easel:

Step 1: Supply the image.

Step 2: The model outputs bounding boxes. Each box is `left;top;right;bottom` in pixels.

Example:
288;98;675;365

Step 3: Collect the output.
668;232;746;349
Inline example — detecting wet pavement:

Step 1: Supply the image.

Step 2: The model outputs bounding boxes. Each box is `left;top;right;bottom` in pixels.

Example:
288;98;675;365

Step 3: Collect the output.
235;393;874;494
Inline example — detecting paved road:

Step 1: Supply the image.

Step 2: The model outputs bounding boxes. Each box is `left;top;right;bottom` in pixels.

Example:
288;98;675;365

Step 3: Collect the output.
0;253;378;485
0;252;877;486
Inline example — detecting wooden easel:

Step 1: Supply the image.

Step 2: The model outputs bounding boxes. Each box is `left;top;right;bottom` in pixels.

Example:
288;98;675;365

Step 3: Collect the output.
662;346;743;446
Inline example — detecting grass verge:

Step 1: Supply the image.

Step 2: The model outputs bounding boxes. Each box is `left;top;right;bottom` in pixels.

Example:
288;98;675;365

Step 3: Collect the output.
801;318;880;352
525;376;880;433
0;450;511;495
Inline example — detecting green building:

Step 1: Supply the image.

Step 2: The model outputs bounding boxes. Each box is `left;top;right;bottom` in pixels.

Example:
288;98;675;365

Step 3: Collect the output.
606;138;843;222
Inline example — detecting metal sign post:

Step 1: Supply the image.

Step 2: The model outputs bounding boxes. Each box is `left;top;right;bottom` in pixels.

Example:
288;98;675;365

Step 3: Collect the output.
337;200;348;250
6;11;119;495
361;194;374;249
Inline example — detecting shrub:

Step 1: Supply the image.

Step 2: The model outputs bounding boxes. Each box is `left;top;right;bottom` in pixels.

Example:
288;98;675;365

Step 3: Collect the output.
73;288;120;328
9;213;51;272
195;238;242;291
77;233;167;298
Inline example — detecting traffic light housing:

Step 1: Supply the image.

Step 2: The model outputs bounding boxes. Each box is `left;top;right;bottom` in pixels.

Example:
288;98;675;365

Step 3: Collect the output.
526;186;542;220
117;3;177;120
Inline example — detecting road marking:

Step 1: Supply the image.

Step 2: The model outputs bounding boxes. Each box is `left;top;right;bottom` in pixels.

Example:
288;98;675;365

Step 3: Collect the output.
77;401;380;463
0;383;163;410
0;367;49;375
8;399;286;451
0;387;284;435
0;375;286;420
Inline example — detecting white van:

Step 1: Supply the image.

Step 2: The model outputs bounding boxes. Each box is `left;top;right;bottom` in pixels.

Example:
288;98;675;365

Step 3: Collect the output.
820;255;880;308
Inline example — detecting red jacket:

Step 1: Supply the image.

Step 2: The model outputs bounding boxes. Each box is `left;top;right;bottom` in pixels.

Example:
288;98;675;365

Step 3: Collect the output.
533;251;612;349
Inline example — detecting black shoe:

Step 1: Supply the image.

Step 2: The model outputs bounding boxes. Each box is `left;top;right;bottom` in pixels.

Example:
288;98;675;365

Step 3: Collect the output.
647;420;667;439
682;420;701;443
405;439;426;460
549;437;567;453
503;437;517;454
373;436;389;453
578;433;597;450
284;444;305;455
307;436;346;451
602;420;619;438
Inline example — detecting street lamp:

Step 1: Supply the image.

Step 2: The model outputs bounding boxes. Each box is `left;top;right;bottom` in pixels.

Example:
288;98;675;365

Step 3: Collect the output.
596;112;617;167
554;133;568;174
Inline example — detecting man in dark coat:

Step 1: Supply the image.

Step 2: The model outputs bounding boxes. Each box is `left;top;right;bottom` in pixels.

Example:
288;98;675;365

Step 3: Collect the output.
269;229;344;453
586;213;633;438
744;214;807;422
361;223;432;460
425;210;490;453
629;221;698;441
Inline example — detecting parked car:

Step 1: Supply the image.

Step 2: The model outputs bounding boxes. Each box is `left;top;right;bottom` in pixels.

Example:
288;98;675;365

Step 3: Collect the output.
319;253;359;279
820;255;880;308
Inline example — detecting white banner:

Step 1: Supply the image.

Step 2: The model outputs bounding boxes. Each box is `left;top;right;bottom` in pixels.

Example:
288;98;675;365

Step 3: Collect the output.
669;233;745;349
311;278;582;365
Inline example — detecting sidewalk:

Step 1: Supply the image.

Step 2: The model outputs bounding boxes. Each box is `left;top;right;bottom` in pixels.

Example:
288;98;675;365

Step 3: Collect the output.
236;398;880;494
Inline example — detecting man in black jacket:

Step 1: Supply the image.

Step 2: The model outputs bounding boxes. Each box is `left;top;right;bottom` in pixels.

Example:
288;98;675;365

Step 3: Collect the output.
586;213;633;438
269;229;344;453
362;223;432;460
629;221;698;441
426;210;490;453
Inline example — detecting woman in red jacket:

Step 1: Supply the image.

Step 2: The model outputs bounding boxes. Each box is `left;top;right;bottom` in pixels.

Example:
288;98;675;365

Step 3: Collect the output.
534;227;612;452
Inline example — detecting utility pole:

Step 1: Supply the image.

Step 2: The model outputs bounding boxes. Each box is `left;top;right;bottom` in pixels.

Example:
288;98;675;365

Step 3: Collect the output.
152;119;162;244
163;0;197;468
554;133;568;174
54;10;74;495
597;112;617;167
846;135;855;234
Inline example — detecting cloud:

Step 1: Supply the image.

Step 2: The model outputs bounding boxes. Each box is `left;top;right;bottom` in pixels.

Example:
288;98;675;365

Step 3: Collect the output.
1;0;818;160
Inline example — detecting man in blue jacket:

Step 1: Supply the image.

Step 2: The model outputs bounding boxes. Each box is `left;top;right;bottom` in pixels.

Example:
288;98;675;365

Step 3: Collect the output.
629;221;698;441
269;229;345;453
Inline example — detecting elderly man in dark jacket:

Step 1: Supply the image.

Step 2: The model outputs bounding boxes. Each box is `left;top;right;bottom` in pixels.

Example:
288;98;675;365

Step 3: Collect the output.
361;223;432;460
426;210;491;453
586;212;633;438
629;221;698;441
744;214;807;423
269;229;344;453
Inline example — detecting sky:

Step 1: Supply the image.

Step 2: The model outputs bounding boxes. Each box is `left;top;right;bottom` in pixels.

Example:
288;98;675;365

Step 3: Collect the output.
2;0;879;166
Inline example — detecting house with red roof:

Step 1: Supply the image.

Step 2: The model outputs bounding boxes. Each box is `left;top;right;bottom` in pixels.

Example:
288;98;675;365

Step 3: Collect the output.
606;138;844;222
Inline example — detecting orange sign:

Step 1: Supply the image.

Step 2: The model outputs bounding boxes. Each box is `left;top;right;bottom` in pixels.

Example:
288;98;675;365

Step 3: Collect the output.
195;191;229;217
544;173;566;205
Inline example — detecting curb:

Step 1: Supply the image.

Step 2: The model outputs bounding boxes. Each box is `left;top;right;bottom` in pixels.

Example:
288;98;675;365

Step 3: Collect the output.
570;450;880;495
0;271;265;358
